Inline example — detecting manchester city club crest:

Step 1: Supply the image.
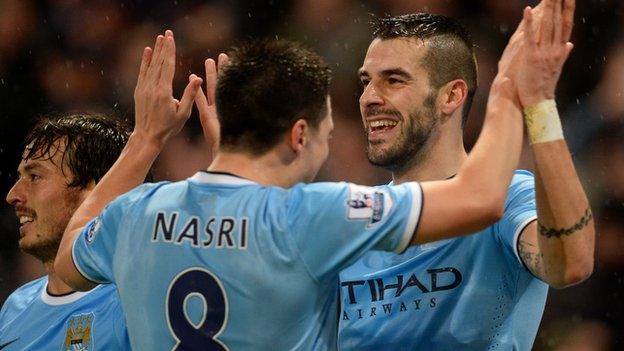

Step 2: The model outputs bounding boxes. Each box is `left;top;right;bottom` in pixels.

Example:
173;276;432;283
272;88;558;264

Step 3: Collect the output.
63;313;94;351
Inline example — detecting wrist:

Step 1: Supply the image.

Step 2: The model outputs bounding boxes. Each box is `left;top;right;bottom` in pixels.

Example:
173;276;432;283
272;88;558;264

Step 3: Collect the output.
129;130;167;148
523;99;564;144
520;93;554;109
127;131;167;156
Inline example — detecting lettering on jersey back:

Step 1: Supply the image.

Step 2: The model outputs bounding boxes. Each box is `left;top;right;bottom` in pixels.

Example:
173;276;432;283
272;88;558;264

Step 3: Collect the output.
152;212;248;250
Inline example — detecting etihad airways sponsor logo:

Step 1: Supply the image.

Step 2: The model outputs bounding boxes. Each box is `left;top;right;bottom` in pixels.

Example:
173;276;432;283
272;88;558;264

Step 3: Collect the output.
340;267;462;321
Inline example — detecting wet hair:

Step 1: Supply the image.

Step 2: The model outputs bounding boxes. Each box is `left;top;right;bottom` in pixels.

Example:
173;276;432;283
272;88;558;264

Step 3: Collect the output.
216;39;332;155
372;13;477;126
23;113;131;188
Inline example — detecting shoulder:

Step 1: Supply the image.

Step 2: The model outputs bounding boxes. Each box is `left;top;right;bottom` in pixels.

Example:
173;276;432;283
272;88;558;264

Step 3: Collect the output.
1;277;46;316
279;181;347;204
117;181;172;204
505;170;536;204
86;283;120;302
104;181;174;216
290;181;348;194
512;169;534;180
510;170;535;189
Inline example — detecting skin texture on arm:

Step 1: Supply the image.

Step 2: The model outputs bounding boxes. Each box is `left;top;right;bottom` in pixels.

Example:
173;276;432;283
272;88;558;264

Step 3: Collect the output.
514;0;595;288
54;30;203;290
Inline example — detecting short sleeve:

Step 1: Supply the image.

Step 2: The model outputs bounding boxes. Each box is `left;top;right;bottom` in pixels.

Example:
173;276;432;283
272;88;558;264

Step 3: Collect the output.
71;184;154;284
493;171;538;268
285;181;422;282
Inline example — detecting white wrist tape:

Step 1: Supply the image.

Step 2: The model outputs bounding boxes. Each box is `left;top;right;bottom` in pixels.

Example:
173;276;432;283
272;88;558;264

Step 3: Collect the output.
523;99;564;144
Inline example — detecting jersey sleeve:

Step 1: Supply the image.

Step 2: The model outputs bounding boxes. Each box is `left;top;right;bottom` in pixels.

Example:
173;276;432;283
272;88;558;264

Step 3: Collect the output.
493;171;538;268
71;184;153;284
284;181;422;282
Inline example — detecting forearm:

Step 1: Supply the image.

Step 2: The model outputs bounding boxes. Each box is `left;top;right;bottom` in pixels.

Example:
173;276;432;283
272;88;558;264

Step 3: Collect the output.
416;80;523;243
55;132;162;287
532;139;594;287
457;84;524;210
67;132;161;230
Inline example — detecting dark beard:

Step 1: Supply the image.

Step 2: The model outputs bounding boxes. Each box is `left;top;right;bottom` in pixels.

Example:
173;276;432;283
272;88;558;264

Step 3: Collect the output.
21;234;62;264
366;97;438;173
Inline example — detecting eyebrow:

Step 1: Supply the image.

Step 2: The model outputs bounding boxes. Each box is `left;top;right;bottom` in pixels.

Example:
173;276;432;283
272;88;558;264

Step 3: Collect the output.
20;162;46;175
358;67;413;80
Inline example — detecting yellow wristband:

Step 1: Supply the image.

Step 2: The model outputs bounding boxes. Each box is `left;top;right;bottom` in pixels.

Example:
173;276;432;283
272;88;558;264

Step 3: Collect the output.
523;99;564;144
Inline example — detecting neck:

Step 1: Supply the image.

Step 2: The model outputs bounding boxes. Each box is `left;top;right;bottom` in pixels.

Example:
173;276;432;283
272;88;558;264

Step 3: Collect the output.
208;149;300;188
393;128;467;184
44;260;76;295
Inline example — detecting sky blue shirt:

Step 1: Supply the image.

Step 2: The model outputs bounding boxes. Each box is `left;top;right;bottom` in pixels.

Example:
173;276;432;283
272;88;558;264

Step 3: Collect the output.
338;170;547;351
71;171;423;350
0;276;129;350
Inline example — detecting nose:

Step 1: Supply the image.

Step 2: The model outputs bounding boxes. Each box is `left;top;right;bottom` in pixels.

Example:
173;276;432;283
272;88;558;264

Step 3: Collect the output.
360;82;384;109
6;179;24;206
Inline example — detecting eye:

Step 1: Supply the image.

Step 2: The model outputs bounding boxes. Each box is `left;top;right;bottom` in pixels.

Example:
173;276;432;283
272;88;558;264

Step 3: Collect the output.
28;173;41;182
360;78;371;87
388;77;404;85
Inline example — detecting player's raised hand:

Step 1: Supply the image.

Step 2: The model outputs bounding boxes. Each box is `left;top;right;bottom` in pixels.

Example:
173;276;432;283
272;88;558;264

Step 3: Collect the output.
516;0;575;107
194;53;229;155
499;0;549;80
133;30;203;147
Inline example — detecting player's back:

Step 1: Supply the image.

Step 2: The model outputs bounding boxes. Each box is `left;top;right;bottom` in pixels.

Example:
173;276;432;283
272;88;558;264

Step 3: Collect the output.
113;172;337;349
73;171;421;350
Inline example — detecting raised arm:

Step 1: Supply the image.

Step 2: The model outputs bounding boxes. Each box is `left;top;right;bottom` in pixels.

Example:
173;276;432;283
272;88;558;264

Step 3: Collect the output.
514;0;594;288
54;30;203;290
414;76;522;243
411;7;534;244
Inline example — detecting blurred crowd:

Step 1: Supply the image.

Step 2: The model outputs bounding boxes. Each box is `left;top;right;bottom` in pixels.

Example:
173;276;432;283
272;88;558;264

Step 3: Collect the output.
0;0;623;349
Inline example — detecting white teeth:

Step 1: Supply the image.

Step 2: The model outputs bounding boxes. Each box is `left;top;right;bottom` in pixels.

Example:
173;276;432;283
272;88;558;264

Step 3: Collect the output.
369;120;398;128
19;216;33;224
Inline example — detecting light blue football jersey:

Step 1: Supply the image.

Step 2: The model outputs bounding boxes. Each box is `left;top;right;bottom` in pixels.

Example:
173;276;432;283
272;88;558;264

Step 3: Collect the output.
0;276;129;350
338;170;547;351
71;171;423;350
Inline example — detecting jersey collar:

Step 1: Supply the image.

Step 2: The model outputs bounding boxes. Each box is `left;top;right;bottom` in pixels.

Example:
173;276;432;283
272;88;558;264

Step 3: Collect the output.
41;282;102;306
189;171;257;186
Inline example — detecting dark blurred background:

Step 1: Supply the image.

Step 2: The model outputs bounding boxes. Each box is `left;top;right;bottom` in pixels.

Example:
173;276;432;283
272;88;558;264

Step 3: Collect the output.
1;0;623;349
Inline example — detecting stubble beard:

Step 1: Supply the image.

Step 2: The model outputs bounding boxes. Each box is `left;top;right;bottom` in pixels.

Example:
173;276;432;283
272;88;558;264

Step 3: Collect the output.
366;99;438;174
20;190;81;265
20;227;64;264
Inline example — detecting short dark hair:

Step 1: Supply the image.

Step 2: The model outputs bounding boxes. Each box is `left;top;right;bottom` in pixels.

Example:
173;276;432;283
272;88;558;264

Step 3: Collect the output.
372;13;477;126
23;113;131;188
216;39;332;155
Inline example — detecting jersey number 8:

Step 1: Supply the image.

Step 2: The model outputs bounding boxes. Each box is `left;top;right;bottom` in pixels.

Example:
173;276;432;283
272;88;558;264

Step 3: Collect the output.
166;267;229;350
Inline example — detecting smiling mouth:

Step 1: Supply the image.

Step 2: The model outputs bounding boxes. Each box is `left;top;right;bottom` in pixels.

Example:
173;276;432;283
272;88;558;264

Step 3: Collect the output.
368;119;399;136
19;216;34;225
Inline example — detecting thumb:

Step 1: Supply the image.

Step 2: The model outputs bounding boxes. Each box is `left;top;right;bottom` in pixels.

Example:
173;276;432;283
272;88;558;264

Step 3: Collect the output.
177;76;203;118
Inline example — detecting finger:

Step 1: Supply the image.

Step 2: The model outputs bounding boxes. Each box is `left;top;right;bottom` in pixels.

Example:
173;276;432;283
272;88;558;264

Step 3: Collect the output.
562;0;575;42
524;7;538;47
193;82;221;148
553;0;563;44
205;58;217;105
539;0;556;45
563;42;574;60
136;47;153;87
192;74;210;113
177;77;203;118
159;32;176;85
145;35;164;81
217;53;229;74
